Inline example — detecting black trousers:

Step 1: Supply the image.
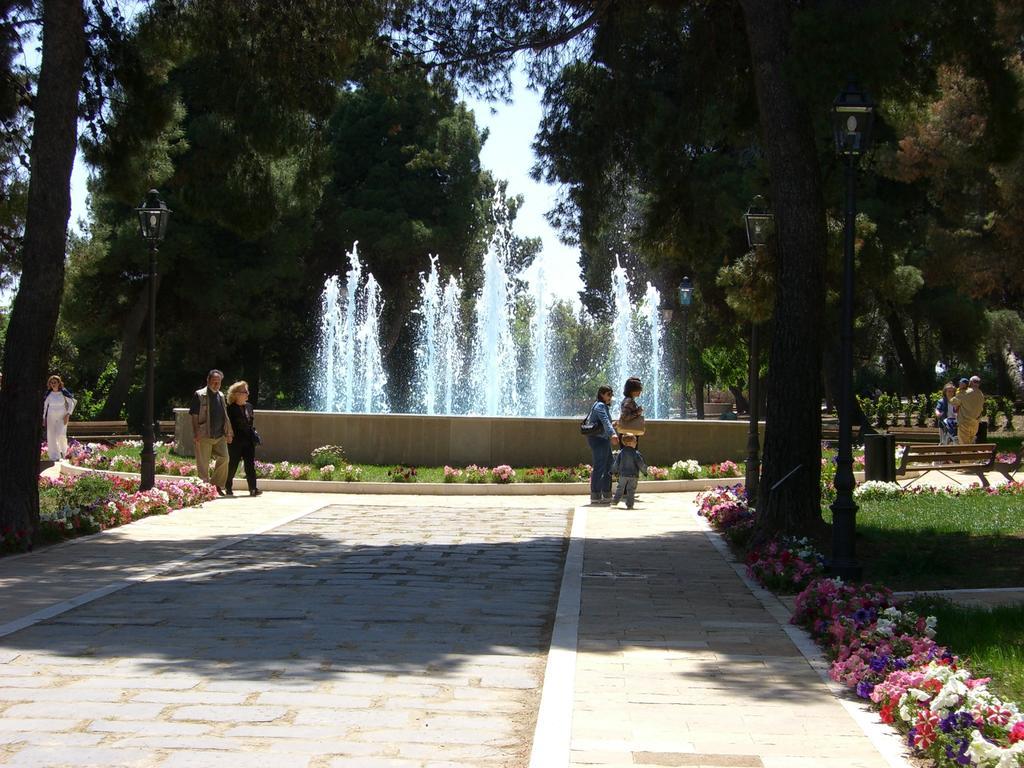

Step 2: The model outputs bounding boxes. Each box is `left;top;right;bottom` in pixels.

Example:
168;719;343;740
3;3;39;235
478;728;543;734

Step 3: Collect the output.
227;440;256;492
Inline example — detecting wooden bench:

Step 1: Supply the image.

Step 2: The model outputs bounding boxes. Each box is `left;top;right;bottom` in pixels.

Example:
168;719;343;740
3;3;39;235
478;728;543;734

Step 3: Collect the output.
67;420;176;443
821;424;955;444
895;443;1021;488
885;426;941;444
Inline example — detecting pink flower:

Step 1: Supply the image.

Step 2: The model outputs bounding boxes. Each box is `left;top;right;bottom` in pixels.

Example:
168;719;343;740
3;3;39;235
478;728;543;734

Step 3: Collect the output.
1010;721;1024;743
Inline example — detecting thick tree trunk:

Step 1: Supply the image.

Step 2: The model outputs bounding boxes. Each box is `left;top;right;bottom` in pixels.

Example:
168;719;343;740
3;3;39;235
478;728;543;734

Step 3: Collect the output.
99;278;161;420
0;0;86;543
740;0;828;539
884;310;929;393
730;384;750;415
693;368;706;420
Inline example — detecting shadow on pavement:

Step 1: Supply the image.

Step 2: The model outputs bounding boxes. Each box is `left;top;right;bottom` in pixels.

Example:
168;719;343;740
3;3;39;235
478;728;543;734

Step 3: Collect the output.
0;501;809;701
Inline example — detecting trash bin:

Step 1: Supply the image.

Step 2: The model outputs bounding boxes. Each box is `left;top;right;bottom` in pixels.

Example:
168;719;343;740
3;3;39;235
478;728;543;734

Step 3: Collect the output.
863;433;896;482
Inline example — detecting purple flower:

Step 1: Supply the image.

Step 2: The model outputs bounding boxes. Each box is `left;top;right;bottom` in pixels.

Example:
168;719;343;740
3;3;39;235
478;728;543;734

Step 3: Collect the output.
894;658;909;670
852;608;872;625
944;737;971;765
869;655;889;673
906;727;917;747
855;681;874;698
939;712;976;734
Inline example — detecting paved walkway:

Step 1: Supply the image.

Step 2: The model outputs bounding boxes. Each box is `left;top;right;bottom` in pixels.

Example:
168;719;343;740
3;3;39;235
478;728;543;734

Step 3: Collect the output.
0;490;919;767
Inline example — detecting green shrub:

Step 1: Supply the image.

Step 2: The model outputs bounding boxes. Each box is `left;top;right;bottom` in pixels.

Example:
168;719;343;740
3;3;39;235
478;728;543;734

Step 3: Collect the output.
311;445;346;468
65;474;115;512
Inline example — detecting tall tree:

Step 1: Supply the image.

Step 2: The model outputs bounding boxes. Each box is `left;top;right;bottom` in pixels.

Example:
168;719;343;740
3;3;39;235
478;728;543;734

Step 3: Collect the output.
0;0;86;541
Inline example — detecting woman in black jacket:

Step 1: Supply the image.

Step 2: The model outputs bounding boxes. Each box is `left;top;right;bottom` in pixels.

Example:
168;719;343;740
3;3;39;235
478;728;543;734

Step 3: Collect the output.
225;380;261;496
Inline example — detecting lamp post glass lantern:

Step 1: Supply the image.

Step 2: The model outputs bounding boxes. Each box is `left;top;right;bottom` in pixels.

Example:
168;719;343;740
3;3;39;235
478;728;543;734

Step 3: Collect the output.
830;82;874;581
741;198;773;507
833;81;876;157
744;195;773;249
677;277;693;420
135;190;171;491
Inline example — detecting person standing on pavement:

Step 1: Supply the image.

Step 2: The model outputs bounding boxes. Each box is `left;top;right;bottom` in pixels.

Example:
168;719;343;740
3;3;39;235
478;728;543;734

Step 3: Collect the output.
950;375;985;445
42;374;76;460
611;434;648;509
189;369;233;494
583;385;617;505
225;380;261;497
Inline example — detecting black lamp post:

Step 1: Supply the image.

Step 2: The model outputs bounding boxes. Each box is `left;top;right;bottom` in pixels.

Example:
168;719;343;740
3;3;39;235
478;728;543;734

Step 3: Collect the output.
678;276;693;420
742;196;773;507
135;190;171;491
830;81;874;581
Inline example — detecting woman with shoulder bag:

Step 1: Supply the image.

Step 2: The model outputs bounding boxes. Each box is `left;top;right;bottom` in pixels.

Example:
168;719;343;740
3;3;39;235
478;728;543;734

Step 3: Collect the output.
225;380;262;496
582;385;617;505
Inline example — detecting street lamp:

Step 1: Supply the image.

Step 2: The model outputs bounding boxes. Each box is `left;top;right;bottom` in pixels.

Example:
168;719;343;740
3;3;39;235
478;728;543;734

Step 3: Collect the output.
742;196;773;507
830;81;874;581
678;276;693;420
135;189;171;491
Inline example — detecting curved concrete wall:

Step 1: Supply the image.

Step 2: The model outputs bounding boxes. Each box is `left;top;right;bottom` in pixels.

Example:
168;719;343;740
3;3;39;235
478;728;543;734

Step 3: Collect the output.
174;409;763;467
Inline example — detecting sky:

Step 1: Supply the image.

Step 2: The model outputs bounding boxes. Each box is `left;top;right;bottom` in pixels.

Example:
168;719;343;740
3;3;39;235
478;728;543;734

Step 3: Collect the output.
61;63;584;306
462;69;584;304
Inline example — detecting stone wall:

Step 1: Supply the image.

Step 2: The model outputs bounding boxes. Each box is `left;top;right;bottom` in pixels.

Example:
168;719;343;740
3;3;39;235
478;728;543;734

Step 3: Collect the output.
174;409;763;467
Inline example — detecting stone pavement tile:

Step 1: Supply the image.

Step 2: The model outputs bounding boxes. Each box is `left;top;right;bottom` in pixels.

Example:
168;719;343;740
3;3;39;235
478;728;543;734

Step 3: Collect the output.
0;732;106;748
3;701;166;720
159;752;310;768
0;500;569;767
0;746;154;767
0;718;82;733
88;719;212;735
568;494;905;768
759;757;892;768
397;742;509;761
130;689;248;705
0;687;124;703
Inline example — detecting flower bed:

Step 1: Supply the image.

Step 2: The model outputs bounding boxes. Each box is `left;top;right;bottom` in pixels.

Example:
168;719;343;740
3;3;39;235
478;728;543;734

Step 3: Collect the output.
793;578;1024;767
696;481;1024;767
2;471;217;554
61;441;752;485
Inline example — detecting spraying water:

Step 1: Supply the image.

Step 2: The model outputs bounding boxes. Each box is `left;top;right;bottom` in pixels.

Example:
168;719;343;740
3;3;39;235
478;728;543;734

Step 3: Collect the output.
413;256;442;415
531;262;550;417
468;196;519;415
316;243;674;418
315;242;389;413
439;276;463;414
610;257;633;416
640;282;664;418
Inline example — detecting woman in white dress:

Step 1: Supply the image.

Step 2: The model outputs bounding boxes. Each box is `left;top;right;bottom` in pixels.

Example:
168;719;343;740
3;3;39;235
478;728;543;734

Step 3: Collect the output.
42;374;76;460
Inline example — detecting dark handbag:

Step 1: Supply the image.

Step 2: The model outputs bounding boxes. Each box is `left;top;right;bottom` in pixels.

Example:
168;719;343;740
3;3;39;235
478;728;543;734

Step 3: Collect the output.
252;429;262;446
579;405;603;436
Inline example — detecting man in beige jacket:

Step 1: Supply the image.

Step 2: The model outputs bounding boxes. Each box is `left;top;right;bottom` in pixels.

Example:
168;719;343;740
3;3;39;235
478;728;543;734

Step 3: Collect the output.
188;369;234;493
950;376;985;445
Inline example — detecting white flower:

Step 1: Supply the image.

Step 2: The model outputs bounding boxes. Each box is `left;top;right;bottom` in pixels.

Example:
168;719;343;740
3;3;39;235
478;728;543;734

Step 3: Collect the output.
967;729;1024;768
875;618;895;637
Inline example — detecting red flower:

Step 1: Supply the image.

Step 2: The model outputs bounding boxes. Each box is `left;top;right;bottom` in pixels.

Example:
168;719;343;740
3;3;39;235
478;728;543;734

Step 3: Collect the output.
1009;721;1024;743
912;710;939;750
879;704;894;724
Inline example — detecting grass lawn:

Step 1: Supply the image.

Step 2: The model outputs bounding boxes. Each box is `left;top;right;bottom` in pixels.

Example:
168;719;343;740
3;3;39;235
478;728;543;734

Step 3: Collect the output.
907;596;1024;704
823;492;1024;590
81;443;595;484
